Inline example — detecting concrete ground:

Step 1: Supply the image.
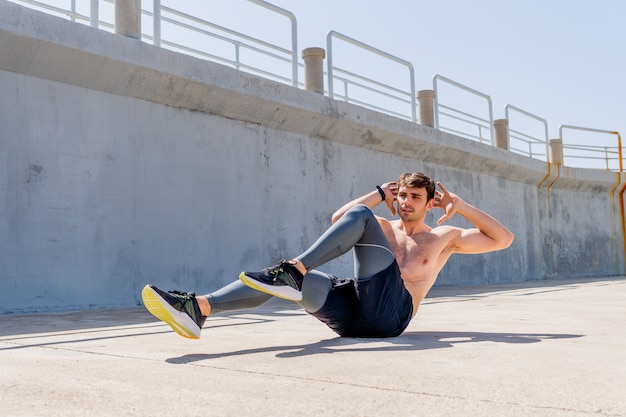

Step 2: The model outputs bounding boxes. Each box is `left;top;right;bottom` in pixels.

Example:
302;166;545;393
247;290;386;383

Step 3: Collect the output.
1;277;625;417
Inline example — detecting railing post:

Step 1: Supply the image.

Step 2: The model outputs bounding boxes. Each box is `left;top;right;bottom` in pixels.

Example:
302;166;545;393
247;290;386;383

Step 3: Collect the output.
302;47;326;94
153;0;161;46
417;89;435;127
90;0;99;27
549;139;563;165
494;119;509;150
115;0;142;39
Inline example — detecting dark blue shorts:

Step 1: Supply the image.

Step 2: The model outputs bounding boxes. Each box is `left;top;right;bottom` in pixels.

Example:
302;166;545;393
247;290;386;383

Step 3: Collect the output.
310;260;413;338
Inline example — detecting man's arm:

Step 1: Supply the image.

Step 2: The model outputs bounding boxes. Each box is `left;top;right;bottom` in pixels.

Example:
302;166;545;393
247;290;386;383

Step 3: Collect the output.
331;182;398;223
435;182;514;254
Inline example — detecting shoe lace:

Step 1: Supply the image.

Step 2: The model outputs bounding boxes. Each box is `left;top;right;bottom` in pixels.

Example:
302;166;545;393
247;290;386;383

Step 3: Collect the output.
166;290;205;326
168;290;192;310
265;262;291;283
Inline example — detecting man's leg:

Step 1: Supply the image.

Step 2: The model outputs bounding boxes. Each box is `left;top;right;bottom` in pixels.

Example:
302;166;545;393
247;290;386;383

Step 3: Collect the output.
142;204;394;338
299;204;395;279
203;271;331;314
142;271;333;339
204;281;272;315
240;204;395;300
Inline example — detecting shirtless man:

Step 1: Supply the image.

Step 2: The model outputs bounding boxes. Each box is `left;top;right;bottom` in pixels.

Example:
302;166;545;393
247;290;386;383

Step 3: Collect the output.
142;172;513;339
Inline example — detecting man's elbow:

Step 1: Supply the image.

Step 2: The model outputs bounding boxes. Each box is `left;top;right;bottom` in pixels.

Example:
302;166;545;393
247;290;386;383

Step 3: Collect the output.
500;230;515;249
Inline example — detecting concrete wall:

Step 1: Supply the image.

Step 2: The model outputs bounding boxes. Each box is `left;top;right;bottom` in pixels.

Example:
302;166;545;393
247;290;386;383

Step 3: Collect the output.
1;1;624;313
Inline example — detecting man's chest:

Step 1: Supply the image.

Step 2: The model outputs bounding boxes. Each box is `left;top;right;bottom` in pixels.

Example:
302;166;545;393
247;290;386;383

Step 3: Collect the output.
386;231;450;279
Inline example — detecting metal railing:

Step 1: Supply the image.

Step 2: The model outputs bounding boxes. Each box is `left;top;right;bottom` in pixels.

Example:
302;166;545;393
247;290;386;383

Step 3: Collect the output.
11;0;95;24
505;104;549;161
433;74;494;145
12;0;299;87
153;0;298;87
559;125;623;172
326;30;416;122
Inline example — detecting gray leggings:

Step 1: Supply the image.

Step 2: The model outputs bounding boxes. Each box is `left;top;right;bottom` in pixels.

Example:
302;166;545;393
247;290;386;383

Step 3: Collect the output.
206;204;395;314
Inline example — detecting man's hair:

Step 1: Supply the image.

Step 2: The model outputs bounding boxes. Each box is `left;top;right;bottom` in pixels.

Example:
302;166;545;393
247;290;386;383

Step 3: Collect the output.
398;172;436;201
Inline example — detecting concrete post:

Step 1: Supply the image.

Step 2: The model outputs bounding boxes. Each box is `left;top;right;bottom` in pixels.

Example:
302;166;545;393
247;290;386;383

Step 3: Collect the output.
417;90;435;127
302;47;326;94
549;139;564;165
115;0;141;39
494;119;509;150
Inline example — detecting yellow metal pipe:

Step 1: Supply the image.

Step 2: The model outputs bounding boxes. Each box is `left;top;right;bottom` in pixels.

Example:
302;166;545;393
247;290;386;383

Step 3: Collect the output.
611;131;626;260
537;162;553;189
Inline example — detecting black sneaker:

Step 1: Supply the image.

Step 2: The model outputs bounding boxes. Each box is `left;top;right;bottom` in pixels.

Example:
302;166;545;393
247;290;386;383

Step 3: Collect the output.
239;260;304;301
141;285;207;339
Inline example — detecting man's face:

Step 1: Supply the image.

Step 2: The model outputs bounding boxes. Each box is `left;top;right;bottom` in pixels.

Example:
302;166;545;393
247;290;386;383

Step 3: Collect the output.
396;186;433;222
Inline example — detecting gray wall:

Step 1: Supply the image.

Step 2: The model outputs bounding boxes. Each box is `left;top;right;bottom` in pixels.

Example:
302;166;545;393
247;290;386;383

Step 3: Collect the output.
1;1;624;313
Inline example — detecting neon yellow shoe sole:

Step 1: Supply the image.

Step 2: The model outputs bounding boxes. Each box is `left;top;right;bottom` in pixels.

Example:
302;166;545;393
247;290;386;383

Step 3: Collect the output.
141;285;200;339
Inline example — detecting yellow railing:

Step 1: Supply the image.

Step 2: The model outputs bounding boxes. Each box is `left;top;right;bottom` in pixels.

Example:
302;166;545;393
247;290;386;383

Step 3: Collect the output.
559;125;623;172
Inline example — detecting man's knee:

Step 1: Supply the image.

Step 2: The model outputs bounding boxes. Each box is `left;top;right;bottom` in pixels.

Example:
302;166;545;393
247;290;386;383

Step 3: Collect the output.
347;204;375;220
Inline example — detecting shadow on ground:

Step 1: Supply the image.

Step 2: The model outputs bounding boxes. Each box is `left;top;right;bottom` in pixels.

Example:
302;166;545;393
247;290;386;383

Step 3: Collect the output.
165;330;582;363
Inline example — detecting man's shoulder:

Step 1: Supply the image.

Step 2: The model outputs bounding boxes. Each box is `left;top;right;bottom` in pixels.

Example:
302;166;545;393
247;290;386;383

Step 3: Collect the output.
429;224;465;241
428;225;470;254
431;224;463;233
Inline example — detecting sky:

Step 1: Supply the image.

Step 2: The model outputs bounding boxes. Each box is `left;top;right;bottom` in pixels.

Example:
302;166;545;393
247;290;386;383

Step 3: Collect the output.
19;0;626;168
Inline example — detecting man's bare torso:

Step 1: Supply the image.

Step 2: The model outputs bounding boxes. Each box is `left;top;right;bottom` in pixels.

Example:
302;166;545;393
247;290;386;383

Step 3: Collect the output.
378;217;460;316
